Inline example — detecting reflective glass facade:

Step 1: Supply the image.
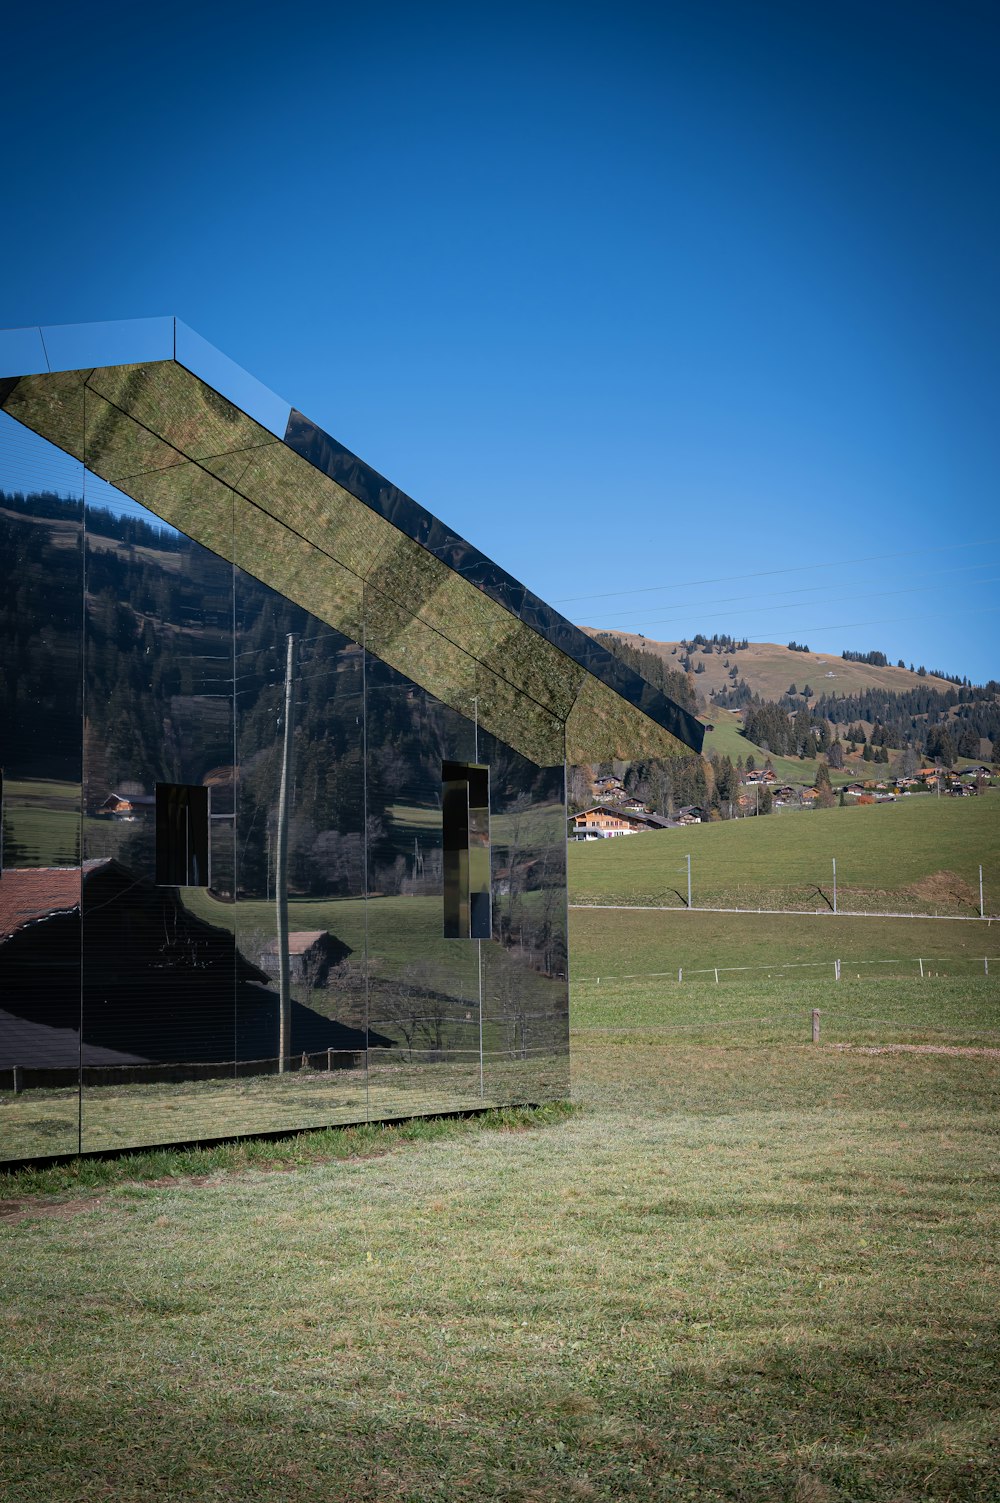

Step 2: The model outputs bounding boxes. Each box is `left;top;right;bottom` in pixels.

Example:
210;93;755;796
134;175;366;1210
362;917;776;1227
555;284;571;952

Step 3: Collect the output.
0;320;701;1163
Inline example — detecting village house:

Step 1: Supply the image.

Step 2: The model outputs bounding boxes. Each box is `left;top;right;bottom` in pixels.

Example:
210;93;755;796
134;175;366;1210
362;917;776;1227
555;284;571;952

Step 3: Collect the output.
99;792;156;820
570;805;671;840
259;931;349;988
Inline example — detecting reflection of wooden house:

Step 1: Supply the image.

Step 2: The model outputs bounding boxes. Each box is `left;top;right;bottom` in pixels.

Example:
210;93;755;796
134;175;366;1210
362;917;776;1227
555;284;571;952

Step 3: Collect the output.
99;791;156;819
0;860;374;1076
259;930;350;987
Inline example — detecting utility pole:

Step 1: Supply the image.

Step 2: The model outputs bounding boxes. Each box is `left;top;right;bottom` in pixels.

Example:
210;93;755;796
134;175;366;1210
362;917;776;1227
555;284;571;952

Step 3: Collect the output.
275;632;298;1074
832;857;837;915
686;853;692;910
980;864;985;919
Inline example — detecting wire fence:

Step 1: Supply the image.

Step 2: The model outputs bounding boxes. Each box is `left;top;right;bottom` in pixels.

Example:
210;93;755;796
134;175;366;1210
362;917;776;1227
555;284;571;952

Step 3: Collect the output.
581;954;998;985
571;903;997;922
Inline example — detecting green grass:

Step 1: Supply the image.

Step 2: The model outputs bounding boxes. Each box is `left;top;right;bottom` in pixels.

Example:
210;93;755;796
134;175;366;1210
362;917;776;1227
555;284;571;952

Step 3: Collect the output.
570;792;1000;914
0;1053;570;1162
3;778;999;1498
570;906;1000;978
2;779;80;804
2;986;998;1501
701;707;866;787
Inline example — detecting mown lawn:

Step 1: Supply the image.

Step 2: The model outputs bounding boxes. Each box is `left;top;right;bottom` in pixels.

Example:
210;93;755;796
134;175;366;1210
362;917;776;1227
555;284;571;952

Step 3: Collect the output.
570;906;1000;981
570;793;1000;915
2;975;998;1502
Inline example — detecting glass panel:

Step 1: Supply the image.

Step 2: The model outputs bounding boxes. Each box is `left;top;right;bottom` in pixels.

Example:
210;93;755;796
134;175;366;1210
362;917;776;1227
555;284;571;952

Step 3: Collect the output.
42;317;173;374
82;384;185;485
175;320;292;440
231;494;364;643
363;651;483;1119
209;441;389;579
3;370;90;464
79;476;237;1154
232;564;369;1134
155;784;210;886
481;746;569;1103
566;670;699;764
0;412;83;1161
87;361;273;463
442;762;491;940
0;326;49;378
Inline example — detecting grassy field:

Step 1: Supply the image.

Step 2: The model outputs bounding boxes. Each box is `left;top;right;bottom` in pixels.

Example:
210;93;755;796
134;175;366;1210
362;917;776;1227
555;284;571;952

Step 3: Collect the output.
570;906;999;980
2;760;999;1498
570;792;1000;915
2;973;998;1502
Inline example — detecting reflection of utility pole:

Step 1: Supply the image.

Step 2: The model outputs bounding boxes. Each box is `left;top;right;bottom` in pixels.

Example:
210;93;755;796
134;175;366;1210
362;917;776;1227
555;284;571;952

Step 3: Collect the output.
276;633;298;1074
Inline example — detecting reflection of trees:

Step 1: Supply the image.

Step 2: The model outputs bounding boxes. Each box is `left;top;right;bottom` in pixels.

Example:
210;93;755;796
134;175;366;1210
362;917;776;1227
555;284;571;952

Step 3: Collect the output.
373;965;456;1060
493;793;566;978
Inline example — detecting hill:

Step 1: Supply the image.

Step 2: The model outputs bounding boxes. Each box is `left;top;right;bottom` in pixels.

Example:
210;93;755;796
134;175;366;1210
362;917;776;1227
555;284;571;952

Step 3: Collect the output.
568;791;1000;916
583;632;960;706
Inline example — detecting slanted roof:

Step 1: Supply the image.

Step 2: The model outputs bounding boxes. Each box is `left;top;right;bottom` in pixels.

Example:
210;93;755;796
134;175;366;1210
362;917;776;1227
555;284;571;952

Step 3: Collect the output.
0;866;81;943
260;931;329;956
1;318;702;767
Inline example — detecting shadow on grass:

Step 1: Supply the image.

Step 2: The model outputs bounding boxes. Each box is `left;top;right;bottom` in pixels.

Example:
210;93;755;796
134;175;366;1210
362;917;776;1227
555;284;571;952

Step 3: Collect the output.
2;1326;996;1502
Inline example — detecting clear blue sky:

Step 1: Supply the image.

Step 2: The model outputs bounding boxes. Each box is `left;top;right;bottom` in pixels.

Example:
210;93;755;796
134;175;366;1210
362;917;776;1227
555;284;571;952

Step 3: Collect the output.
2;1;998;683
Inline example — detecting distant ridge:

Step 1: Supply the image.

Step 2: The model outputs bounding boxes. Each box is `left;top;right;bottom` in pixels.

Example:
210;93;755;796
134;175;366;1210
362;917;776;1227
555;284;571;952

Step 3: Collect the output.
580;632;975;707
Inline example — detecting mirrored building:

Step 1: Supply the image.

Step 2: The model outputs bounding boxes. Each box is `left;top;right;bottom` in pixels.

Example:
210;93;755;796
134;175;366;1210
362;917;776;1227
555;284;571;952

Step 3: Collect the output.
0;319;703;1163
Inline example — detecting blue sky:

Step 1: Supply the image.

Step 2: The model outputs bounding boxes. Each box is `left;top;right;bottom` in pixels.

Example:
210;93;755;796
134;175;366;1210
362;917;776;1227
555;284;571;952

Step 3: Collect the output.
2;1;998;682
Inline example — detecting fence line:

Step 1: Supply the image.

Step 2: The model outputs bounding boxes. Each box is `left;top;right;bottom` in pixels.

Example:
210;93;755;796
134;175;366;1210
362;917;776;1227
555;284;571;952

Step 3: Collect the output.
577;1012;1000;1038
571;903;995;922
580;955;999;984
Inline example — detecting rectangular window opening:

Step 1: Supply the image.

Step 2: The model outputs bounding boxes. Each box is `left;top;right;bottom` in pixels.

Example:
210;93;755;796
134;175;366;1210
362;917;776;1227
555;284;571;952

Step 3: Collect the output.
155;783;210;886
442;761;490;939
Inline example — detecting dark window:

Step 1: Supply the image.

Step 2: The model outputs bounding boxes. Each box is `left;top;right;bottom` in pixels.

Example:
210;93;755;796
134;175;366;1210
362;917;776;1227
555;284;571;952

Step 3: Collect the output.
442;761;490;939
155;783;210;886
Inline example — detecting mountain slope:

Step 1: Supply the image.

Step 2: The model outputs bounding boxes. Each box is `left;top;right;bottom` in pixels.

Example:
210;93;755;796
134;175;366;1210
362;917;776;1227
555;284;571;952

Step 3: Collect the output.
584;633;960;705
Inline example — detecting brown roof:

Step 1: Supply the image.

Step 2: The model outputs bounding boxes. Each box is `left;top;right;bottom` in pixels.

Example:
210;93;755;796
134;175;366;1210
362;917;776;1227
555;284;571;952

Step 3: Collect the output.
260;930;329;956
0;867;81;942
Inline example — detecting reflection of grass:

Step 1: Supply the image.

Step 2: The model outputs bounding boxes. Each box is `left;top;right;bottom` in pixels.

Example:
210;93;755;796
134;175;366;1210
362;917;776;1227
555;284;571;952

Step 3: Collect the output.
386;801;439;832
191;889;562;994
1;1054;569;1159
0;1093;79;1160
1;1014;998;1501
3;779;80;805
1;805;80;865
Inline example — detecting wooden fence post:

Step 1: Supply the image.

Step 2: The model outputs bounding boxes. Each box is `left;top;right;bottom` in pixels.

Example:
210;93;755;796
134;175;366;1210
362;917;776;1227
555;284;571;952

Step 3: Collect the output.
811;1009;821;1043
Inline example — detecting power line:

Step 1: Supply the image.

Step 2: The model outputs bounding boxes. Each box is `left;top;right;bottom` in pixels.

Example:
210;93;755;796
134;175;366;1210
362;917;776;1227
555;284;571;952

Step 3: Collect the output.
589;560;1000;627
593;575;1000;633
554;534;1000;607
